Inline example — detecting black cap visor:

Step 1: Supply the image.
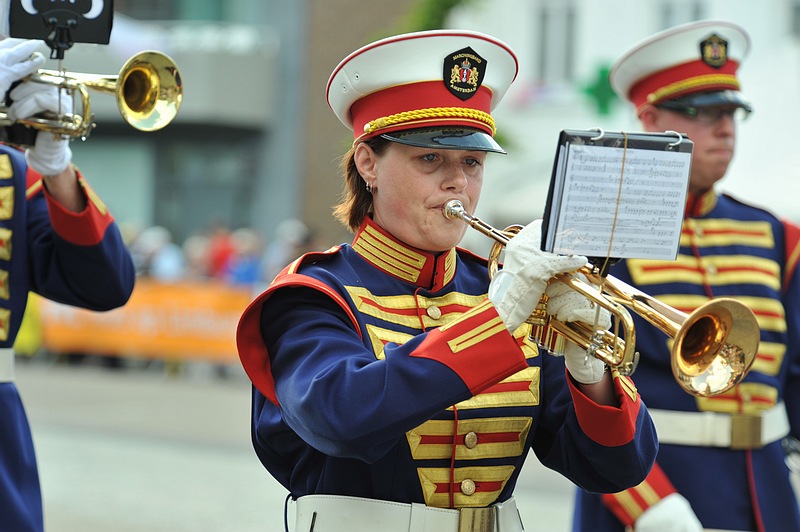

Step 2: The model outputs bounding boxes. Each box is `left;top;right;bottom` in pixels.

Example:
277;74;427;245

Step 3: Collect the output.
659;90;752;112
381;127;506;154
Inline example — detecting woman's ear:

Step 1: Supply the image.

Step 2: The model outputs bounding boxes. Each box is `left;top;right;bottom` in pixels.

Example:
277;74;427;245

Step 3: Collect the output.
354;142;377;181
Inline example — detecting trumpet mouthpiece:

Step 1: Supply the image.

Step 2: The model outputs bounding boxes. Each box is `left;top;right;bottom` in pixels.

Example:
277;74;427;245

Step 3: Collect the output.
443;199;465;220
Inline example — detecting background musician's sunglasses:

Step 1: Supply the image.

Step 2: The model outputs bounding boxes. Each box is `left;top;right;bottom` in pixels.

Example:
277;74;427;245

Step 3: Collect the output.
656;102;752;124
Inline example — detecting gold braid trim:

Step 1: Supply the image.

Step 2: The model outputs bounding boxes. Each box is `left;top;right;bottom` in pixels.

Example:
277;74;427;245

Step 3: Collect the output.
647;74;740;104
364;107;496;135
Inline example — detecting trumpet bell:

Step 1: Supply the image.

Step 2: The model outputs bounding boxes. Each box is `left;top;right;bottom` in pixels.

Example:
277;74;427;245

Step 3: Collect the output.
5;49;184;139
673;298;759;397
116;51;183;132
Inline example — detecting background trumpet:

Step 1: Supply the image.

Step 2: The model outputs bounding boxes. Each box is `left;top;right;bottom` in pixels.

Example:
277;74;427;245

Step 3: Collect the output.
443;199;759;397
0;50;182;139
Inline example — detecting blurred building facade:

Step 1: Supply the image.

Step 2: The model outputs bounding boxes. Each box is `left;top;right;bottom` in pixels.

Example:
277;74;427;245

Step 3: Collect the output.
54;0;800;252
57;0;416;249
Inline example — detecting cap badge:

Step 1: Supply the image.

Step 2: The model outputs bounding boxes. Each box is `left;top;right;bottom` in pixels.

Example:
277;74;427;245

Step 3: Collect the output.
700;34;728;68
444;47;486;101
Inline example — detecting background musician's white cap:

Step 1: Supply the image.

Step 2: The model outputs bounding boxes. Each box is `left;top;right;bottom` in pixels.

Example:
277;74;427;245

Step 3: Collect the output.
610;19;751;115
326;29;519;153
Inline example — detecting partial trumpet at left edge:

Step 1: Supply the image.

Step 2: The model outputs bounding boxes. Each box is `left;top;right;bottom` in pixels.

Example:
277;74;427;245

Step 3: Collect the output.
0;50;183;140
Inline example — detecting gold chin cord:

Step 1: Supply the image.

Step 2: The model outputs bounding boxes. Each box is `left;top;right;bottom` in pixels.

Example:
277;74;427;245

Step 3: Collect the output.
1;50;183;140
443;199;759;397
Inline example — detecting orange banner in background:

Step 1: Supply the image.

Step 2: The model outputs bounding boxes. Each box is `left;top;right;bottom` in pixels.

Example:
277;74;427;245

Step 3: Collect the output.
36;279;256;362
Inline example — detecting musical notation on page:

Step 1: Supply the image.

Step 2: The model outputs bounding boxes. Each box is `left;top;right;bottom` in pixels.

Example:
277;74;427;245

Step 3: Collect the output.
542;129;693;261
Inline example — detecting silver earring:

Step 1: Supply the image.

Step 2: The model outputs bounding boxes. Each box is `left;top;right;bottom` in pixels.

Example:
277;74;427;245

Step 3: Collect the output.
365;182;373;193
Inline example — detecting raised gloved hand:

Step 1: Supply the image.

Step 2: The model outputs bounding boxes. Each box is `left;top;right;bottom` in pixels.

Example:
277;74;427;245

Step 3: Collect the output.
635;493;702;532
488;219;587;333
0;39;45;97
7;81;73;176
545;274;611;384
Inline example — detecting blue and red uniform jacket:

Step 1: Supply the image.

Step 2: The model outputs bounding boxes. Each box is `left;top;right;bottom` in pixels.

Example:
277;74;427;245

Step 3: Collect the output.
573;190;800;531
238;216;657;509
0;144;135;532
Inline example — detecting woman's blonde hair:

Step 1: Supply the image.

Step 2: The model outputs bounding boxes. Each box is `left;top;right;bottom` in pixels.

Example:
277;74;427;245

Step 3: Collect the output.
332;136;391;232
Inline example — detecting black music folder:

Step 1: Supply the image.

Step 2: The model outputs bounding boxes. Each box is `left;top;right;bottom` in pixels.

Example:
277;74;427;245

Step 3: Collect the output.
541;128;694;263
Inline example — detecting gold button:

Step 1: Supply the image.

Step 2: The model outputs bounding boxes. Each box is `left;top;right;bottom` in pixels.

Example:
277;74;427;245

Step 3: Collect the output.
460;479;476;496
705;264;718;275
694;227;704;237
426;305;442;320
464;431;478;449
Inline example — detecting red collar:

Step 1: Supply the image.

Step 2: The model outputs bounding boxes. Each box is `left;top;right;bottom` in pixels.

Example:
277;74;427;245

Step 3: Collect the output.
685;189;718;217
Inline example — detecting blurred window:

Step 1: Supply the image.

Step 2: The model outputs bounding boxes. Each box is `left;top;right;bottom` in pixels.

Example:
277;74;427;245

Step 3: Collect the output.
535;0;576;83
155;127;261;243
659;0;705;30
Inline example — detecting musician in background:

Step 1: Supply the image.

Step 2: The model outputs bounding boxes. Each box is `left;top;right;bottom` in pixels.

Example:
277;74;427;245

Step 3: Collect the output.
0;38;135;532
572;20;800;532
237;30;657;532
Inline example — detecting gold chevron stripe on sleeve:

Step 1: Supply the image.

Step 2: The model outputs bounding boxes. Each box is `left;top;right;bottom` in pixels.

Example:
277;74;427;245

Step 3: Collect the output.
447;318;507;352
610;490;645;521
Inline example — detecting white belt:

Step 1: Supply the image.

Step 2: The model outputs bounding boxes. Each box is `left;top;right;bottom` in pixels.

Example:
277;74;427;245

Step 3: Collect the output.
649;402;789;450
0;348;14;383
294;494;524;532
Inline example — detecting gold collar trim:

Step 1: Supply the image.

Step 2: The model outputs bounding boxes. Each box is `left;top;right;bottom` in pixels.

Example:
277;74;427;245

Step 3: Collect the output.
685;189;718;217
352;218;457;290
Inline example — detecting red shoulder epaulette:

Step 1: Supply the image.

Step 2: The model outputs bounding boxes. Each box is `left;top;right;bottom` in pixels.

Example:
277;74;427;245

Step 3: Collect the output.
237;246;362;406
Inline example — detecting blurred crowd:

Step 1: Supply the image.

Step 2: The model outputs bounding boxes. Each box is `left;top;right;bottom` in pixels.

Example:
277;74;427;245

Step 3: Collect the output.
122;218;320;293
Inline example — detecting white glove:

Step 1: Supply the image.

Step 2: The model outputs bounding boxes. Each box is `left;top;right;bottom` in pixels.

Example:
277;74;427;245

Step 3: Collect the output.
546;275;611;384
0;39;45;97
635;493;702;532
7;81;73;176
488;219;587;333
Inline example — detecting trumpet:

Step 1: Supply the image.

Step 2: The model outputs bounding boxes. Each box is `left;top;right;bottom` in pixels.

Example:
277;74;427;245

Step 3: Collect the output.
443;199;759;397
0;50;182;139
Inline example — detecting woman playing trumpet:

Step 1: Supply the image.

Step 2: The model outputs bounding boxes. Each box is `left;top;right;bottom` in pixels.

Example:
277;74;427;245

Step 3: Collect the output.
237;30;657;532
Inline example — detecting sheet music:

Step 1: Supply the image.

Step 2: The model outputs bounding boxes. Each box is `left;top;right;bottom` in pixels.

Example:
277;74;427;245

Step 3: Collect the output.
548;142;691;260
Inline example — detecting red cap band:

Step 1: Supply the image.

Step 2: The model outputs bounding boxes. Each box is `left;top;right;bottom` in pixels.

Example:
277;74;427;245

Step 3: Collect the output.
628;58;741;108
350;81;495;142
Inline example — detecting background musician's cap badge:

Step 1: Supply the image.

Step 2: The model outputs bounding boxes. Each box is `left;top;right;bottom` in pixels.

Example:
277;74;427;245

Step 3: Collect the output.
326;29;518;153
700;34;728;68
609;19;751;113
